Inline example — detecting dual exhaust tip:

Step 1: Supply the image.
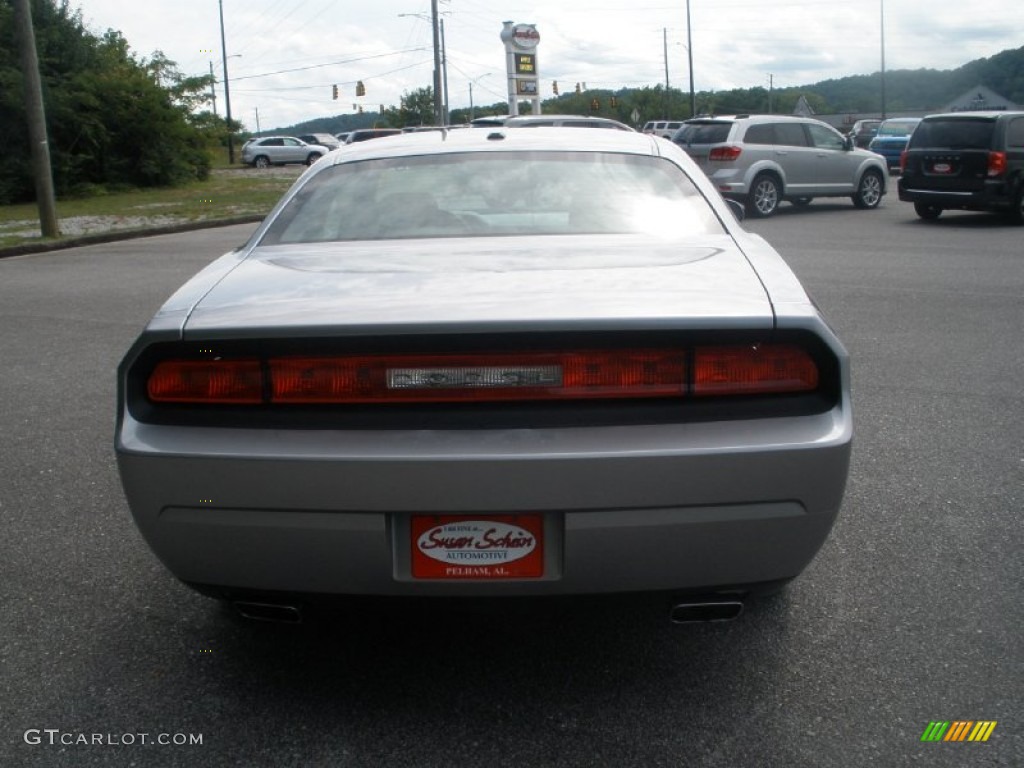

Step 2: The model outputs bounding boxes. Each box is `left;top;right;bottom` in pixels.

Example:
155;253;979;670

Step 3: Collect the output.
668;599;744;624
233;601;302;624
233;598;744;625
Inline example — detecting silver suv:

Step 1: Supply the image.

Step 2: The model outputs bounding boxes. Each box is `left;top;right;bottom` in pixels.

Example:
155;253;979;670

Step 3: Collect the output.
241;136;329;168
672;115;888;217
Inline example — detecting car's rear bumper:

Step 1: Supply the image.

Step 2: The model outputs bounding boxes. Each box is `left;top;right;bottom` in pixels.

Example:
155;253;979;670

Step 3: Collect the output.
117;407;852;597
898;178;1016;211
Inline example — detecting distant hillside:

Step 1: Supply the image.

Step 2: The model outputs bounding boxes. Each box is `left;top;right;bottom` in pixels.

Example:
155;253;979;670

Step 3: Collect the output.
804;46;1024;112
273;112;387;137
266;46;1024;131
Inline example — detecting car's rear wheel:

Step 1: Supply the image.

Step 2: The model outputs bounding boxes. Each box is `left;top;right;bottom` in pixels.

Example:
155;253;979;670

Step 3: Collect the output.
253;155;270;169
747;174;781;218
914;201;942;220
306;153;321;166
852;170;883;209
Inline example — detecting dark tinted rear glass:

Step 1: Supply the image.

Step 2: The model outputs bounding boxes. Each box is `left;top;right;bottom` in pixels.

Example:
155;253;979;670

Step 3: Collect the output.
744;124;774;145
774;123;808;147
1005;118;1024;148
909;118;995;150
673;122;732;144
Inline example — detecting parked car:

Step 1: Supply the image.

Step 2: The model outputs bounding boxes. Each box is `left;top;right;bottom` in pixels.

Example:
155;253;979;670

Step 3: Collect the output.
898;110;1024;223
642;119;684;138
469;115;509;127
116;128;852;623
672;114;888;217
868;117;922;170
297;133;342;151
848;118;881;148
335;132;352;144
344;128;402;143
241;136;328;168
504;114;634;131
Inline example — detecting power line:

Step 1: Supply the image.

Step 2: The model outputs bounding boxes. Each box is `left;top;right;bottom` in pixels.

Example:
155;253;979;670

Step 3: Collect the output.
226;48;430;82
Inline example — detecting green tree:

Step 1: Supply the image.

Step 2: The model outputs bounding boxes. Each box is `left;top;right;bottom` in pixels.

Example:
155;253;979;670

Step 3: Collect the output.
0;0;211;203
383;87;434;127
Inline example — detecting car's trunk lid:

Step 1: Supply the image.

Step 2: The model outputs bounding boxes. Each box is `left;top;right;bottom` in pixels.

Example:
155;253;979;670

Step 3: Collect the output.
181;235;774;338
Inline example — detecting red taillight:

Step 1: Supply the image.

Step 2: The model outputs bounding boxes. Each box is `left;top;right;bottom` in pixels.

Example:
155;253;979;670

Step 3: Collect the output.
694;345;818;396
708;146;742;162
899;149;908;173
147;360;263;403
270;351;687;403
987;151;1007;177
146;344;820;405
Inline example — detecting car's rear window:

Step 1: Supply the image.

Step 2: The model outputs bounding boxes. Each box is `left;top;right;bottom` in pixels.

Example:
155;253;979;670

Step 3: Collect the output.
259;151;724;244
672;122;732;145
877;120;920;137
908;118;996;150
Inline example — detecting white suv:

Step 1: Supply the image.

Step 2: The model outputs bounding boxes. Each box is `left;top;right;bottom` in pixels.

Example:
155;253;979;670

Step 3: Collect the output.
671;115;888;217
642;120;684;138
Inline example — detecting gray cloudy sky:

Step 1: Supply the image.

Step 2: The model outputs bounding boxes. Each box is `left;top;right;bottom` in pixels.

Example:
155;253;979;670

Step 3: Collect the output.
70;0;1023;129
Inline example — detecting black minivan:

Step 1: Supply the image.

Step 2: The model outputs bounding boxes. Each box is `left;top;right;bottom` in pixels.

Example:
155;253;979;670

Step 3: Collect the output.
898;110;1024;223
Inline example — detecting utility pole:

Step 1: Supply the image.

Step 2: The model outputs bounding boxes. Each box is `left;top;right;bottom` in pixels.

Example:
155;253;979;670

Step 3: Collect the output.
219;0;235;164
208;61;218;117
12;0;59;238
768;73;774;113
431;0;443;125
880;0;887;119
686;0;695;117
441;18;450;125
662;28;670;118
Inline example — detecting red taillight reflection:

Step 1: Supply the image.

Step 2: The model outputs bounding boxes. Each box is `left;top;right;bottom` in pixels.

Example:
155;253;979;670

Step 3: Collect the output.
146;344;822;405
709;146;742;162
694;345;818;396
899;150;908;173
987;151;1007;177
271;351;687;403
147;360;263;403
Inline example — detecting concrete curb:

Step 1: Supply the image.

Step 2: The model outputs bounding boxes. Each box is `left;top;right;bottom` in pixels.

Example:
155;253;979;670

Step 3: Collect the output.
0;214;265;259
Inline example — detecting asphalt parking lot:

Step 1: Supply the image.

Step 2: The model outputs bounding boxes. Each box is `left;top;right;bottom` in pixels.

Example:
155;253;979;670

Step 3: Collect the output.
1;194;1021;767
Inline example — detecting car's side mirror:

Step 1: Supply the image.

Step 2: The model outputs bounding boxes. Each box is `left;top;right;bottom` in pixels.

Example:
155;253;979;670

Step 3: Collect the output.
725;198;745;222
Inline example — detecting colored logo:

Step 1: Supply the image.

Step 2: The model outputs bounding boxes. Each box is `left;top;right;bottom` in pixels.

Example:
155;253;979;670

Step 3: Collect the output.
921;721;997;742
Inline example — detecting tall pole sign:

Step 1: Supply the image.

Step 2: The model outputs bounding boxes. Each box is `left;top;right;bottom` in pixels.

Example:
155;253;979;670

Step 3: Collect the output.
500;21;540;116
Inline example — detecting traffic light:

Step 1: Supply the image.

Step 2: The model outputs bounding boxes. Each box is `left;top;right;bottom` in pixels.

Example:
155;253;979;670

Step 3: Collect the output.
356;80;366;97
552;80;559;95
575;82;581;94
358;105;363;114
590;98;600;112
332;84;338;100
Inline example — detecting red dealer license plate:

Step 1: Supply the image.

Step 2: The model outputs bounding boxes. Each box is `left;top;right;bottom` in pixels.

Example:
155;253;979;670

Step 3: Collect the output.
410;514;544;579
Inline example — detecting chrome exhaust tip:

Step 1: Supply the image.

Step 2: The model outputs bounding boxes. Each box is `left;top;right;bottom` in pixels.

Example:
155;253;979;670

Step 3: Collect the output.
669;600;744;624
233;601;303;624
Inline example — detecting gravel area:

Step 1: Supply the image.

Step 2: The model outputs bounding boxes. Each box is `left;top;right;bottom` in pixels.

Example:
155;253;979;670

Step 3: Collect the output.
1;166;304;242
0;215;192;239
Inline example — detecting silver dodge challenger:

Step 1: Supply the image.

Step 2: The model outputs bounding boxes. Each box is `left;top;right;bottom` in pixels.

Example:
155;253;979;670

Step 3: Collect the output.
116;128;852;622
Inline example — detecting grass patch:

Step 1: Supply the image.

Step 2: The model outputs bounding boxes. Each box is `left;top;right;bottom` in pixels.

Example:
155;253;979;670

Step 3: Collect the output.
0;167;299;248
